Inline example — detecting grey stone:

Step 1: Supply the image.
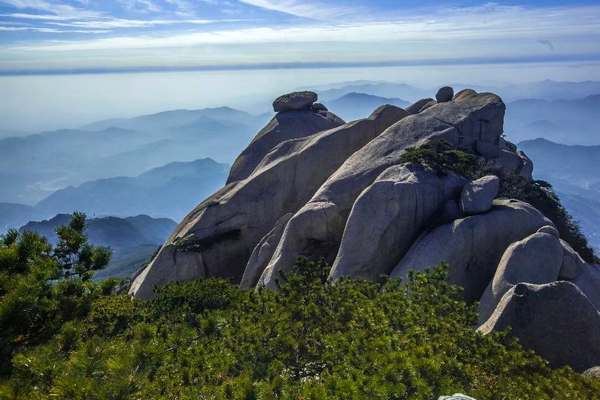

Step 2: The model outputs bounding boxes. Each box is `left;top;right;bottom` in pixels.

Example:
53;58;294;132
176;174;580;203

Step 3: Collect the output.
227;109;344;184
583;366;600;379
329;163;466;281
479;281;600;372
405;98;435;114
460;175;500;215
537;225;559;238
436;86;454;102
439;395;478;400
260;92;506;289
478;230;563;324
391;199;553;301
453;89;477;101
129;105;408;298
240;213;292;289
573;263;600;311
311;102;328;112
273;91;317;112
439;199;462;223
558;239;586;280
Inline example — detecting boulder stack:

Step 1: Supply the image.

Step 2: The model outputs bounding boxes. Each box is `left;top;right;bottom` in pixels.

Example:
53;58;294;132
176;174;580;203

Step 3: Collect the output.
129;86;600;372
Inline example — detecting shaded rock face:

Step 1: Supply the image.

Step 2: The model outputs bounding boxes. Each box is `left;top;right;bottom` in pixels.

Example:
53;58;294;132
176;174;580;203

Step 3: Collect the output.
436;86;454;103
478;228;563;323
479;281;600;372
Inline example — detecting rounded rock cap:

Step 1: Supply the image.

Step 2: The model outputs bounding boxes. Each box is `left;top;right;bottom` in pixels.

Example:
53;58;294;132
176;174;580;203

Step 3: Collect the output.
436;86;454;103
273;91;318;112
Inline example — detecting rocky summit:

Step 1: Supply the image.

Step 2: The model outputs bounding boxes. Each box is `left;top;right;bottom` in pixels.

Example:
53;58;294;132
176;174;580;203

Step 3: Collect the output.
129;87;600;372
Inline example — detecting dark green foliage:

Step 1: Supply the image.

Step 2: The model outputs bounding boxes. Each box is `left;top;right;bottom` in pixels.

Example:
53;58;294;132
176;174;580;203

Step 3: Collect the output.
401;141;598;263
1;258;598;399
54;211;112;278
0;213;110;375
399;141;481;179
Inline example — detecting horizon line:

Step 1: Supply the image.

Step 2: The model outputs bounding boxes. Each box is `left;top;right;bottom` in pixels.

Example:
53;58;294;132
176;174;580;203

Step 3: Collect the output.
2;53;600;77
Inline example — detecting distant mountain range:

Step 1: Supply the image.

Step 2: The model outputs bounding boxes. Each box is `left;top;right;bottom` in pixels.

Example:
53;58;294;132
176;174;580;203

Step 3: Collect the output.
327;92;409;121
0;107;267;204
316;80;599;145
520;138;600;251
506;95;600;144
20;214;176;280
0;158;228;232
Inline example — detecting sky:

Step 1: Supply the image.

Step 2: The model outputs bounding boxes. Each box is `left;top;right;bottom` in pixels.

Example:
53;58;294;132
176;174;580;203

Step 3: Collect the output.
1;0;600;73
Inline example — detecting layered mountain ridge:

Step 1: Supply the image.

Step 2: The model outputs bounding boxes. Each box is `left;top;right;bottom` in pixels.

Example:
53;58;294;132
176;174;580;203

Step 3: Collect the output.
129;87;600;372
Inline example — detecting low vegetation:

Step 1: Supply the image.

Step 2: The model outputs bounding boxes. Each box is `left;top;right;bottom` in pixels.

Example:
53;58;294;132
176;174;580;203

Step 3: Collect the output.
1;215;599;399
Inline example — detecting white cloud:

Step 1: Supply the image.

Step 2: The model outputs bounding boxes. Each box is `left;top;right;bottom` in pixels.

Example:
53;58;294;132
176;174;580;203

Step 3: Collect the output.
0;0;102;18
0;25;108;33
12;4;600;52
238;0;361;20
47;17;243;29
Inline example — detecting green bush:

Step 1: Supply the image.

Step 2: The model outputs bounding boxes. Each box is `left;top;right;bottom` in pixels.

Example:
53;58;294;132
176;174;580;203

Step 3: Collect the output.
1;258;598;399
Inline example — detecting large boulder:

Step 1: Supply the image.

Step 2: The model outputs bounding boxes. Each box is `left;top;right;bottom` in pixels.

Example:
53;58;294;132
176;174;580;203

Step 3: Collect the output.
273;91;317;112
227;108;344;183
260;91;506;289
460;175;499;215
436;86;454;103
573;264;600;311
390;199;553;301
478;227;564;323
478;281;600;372
329;163;465;281
129;105;407;298
405;98;435;114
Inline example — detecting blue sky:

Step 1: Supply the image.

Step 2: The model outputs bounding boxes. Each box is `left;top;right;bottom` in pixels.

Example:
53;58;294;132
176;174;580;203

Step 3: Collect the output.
1;0;600;73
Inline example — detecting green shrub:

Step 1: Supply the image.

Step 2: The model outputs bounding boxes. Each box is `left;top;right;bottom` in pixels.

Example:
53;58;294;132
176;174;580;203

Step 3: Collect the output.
1;258;598;399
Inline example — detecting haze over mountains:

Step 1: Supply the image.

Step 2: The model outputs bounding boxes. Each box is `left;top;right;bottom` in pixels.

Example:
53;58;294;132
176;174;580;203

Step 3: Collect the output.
1;78;599;279
0;107;267;205
20;214;176;280
520;139;600;250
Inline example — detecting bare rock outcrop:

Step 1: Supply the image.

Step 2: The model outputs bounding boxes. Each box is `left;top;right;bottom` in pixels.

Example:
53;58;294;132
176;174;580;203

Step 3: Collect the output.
260;91;506;289
478;227;564;323
329;163;466;281
390;199;553;301
478;281;600;372
129;104;407;298
128;85;600;372
227;95;344;183
460;175;499;215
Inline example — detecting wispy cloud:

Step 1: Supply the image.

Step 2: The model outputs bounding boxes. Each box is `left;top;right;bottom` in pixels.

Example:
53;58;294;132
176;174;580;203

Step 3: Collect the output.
47;17;244;29
13;4;600;52
238;0;362;20
0;0;102;18
0;25;109;33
